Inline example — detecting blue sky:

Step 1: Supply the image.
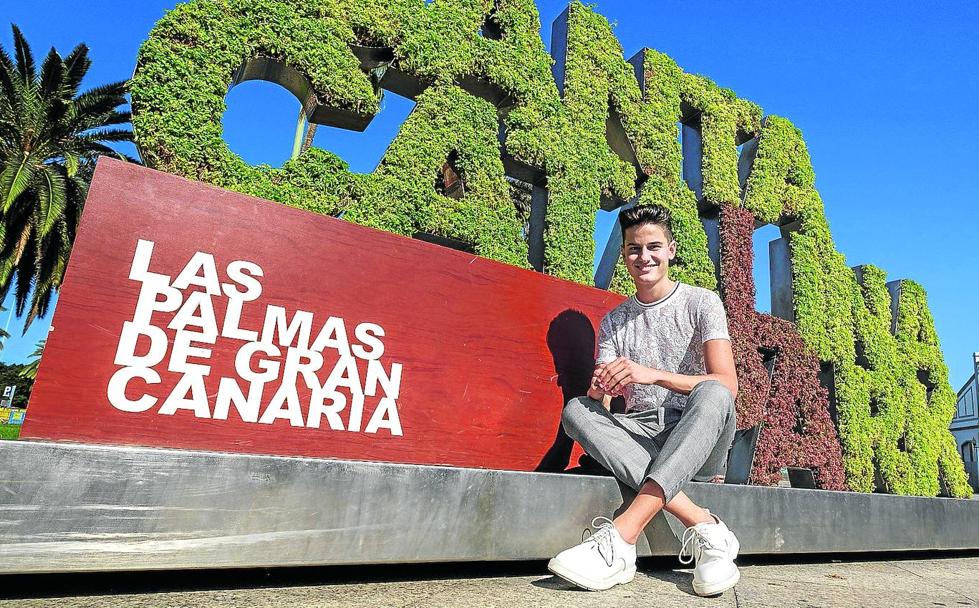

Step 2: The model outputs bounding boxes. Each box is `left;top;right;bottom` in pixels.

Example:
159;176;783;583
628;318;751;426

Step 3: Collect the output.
2;1;978;390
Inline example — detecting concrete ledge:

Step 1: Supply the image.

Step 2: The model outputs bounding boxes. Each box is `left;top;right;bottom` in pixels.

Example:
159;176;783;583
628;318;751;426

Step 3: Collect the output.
1;441;977;574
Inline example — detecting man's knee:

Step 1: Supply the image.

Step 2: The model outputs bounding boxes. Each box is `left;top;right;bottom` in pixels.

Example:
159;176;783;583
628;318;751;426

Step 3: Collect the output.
561;396;595;440
688;380;735;417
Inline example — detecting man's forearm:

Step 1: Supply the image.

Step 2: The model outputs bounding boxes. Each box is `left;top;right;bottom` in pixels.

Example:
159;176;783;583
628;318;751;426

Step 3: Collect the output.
597;357;738;400
653;369;737;398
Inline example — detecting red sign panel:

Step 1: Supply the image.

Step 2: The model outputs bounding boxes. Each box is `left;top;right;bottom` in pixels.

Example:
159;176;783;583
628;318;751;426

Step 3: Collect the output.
22;159;623;472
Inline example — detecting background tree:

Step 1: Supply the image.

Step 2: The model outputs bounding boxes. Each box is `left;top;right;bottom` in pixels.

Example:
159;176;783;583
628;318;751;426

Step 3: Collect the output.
0;360;32;406
0;24;136;333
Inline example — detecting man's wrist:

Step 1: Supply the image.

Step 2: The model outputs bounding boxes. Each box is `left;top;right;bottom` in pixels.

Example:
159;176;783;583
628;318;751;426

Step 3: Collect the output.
641;366;661;386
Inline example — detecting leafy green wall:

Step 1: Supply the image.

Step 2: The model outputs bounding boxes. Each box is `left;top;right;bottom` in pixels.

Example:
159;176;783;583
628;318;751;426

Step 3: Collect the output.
130;0;970;497
742;117;970;496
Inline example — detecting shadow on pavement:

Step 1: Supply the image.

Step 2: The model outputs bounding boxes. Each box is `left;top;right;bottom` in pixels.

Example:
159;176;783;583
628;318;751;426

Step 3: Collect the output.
637;567;699;597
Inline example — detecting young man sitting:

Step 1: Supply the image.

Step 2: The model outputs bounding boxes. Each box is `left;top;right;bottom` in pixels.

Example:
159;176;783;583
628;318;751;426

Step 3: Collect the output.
547;204;740;596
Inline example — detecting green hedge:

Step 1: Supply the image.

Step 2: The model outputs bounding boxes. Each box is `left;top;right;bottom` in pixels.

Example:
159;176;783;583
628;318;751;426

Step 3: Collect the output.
131;0;718;287
743;117;970;497
893;280;971;495
344;85;527;266
132;0;370;212
607;50;718;294
130;0;970;496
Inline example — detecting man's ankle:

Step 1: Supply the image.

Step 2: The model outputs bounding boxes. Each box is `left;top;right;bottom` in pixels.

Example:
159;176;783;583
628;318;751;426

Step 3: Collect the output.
695;508;716;526
612;520;640;545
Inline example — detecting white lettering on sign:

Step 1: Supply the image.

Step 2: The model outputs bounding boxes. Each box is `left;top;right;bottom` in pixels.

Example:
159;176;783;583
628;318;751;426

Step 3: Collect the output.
106;239;405;436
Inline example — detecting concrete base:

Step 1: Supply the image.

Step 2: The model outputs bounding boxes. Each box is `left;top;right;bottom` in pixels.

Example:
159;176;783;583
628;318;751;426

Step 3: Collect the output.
1;441;978;574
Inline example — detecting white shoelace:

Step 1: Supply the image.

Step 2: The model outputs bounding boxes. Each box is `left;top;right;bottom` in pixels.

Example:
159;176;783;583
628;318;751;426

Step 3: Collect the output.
679;526;714;565
581;516;617;567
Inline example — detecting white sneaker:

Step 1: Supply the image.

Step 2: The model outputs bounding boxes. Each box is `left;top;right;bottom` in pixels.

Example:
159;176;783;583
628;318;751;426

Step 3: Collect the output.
679;514;741;596
548;517;637;591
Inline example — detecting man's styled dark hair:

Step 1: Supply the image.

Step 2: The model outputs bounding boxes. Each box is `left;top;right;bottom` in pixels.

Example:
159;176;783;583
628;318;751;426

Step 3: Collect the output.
618;204;674;242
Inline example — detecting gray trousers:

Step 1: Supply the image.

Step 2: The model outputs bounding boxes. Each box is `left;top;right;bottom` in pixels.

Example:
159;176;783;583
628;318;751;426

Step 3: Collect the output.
561;380;736;503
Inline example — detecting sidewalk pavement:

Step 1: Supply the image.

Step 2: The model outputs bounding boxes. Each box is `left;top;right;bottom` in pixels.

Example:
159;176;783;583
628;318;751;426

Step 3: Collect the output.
2;555;977;608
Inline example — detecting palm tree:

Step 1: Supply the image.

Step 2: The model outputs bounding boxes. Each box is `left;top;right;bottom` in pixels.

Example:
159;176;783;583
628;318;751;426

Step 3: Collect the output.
0;25;136;332
18;337;43;380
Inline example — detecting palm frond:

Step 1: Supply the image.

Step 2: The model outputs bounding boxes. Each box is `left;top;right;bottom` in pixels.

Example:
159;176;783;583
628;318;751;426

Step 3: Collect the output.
43;95;70;132
23;287;51;329
70;81;128;110
0;43;14;76
0;45;16;106
0;221;33;293
63;152;79;177
76;128;135;143
0;158;37;213
66;83;130;130
13;240;37;320
24;236;61;330
18;339;45;379
35;167;68;239
0;304;9;348
61;43;90;93
0;203;31;260
19;360;39;379
11;25;35;84
65;141;123;159
38;47;64;100
0;258;13;302
96;110;132;127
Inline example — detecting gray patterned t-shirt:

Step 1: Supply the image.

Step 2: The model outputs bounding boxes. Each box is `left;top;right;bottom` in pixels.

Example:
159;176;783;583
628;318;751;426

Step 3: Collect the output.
596;282;730;412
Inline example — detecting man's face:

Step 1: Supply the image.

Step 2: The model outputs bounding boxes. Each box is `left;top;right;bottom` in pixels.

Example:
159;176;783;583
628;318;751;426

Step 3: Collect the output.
622;223;676;287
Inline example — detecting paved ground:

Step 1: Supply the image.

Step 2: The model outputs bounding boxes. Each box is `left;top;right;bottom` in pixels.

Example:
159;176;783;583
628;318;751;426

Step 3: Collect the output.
2;555;977;607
